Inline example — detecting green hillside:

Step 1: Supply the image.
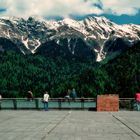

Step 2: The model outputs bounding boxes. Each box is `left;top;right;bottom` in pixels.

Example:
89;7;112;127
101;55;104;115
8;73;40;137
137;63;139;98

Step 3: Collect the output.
0;41;140;98
104;41;140;97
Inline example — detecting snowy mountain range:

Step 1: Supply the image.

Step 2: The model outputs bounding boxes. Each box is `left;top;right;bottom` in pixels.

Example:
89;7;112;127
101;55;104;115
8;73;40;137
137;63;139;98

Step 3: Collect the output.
0;16;140;62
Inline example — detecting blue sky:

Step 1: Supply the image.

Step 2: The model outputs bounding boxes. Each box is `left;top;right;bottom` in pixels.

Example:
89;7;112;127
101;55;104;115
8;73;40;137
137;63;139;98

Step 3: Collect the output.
0;0;140;24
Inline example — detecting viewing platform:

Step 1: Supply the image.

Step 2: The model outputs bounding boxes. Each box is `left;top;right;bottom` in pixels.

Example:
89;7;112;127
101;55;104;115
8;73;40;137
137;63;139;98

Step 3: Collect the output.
0;110;140;140
0;98;139;140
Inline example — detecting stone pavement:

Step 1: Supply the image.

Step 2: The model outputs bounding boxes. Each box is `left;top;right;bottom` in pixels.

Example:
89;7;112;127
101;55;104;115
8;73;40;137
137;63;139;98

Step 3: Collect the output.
0;110;140;140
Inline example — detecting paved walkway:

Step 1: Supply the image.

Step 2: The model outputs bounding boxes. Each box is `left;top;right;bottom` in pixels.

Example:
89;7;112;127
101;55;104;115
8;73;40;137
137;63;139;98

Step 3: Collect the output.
0;110;140;140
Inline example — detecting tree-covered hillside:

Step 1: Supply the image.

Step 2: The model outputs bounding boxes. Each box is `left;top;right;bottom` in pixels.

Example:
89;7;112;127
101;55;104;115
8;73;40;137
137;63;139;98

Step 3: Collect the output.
104;41;140;97
0;41;140;98
0;51;111;98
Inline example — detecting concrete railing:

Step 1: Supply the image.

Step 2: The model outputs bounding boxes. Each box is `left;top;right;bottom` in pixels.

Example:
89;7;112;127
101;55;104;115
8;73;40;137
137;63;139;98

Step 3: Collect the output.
0;98;135;110
119;98;135;110
0;98;96;110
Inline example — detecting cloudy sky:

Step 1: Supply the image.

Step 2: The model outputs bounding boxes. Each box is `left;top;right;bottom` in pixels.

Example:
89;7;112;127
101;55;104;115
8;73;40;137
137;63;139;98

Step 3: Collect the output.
0;0;140;24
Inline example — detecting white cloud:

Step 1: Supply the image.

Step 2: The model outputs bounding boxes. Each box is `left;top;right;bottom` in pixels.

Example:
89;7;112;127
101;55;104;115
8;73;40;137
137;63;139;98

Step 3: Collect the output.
0;0;140;18
101;0;140;15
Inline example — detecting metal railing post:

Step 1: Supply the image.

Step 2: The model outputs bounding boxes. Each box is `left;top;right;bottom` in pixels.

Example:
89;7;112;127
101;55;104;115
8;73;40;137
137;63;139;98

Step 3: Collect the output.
0;100;1;110
81;97;84;109
58;98;62;110
35;98;39;110
13;99;17;110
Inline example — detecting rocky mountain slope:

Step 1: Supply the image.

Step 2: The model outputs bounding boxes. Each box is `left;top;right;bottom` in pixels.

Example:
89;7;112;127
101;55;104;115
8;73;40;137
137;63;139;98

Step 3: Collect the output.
0;16;140;61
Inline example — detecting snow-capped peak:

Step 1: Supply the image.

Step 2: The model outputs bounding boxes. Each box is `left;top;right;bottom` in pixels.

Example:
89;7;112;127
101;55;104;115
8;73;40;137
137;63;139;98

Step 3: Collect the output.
62;18;79;26
59;18;84;30
0;16;140;62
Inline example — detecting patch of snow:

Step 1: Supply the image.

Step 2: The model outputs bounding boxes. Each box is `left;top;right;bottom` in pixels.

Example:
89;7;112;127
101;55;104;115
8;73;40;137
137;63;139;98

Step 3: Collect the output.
0;22;8;26
20;49;25;55
5;31;10;38
72;39;77;55
46;20;59;30
32;40;41;53
88;35;96;39
120;25;133;33
96;43;106;62
3;31;10;38
67;38;71;52
100;34;107;39
62;18;83;30
21;36;30;50
94;49;98;53
68;38;71;46
63;18;77;25
56;39;60;44
114;34;122;38
84;37;87;41
96;54;102;62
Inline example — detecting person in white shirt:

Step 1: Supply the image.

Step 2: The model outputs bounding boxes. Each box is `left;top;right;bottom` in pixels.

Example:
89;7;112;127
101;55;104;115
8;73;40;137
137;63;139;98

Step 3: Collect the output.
43;91;49;111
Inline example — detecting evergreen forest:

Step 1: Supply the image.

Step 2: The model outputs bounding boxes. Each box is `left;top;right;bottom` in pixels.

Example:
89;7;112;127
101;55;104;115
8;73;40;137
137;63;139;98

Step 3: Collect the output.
0;42;140;98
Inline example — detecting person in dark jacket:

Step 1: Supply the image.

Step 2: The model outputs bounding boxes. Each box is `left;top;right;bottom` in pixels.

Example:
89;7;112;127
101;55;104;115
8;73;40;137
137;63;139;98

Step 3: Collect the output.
71;88;77;101
27;90;33;101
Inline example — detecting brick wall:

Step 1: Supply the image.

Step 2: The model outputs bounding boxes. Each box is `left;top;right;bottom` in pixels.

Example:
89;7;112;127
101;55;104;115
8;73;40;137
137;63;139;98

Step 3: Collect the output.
96;94;119;112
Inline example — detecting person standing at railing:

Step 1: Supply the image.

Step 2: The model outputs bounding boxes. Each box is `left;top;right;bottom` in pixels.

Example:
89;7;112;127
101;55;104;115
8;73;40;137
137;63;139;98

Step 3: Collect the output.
43;91;49;111
65;89;71;104
71;88;77;101
135;93;140;111
27;90;34;101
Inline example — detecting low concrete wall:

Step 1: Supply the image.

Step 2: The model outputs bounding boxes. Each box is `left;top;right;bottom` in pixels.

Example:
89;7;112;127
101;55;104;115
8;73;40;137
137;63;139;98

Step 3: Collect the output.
97;95;119;111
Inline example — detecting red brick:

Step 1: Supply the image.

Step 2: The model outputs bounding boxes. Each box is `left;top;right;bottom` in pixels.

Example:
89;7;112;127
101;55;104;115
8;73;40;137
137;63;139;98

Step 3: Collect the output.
97;94;119;112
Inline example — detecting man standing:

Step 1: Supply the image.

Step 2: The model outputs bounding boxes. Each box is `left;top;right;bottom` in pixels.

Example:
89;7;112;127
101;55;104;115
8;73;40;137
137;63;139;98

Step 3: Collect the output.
43;91;49;111
135;93;140;111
